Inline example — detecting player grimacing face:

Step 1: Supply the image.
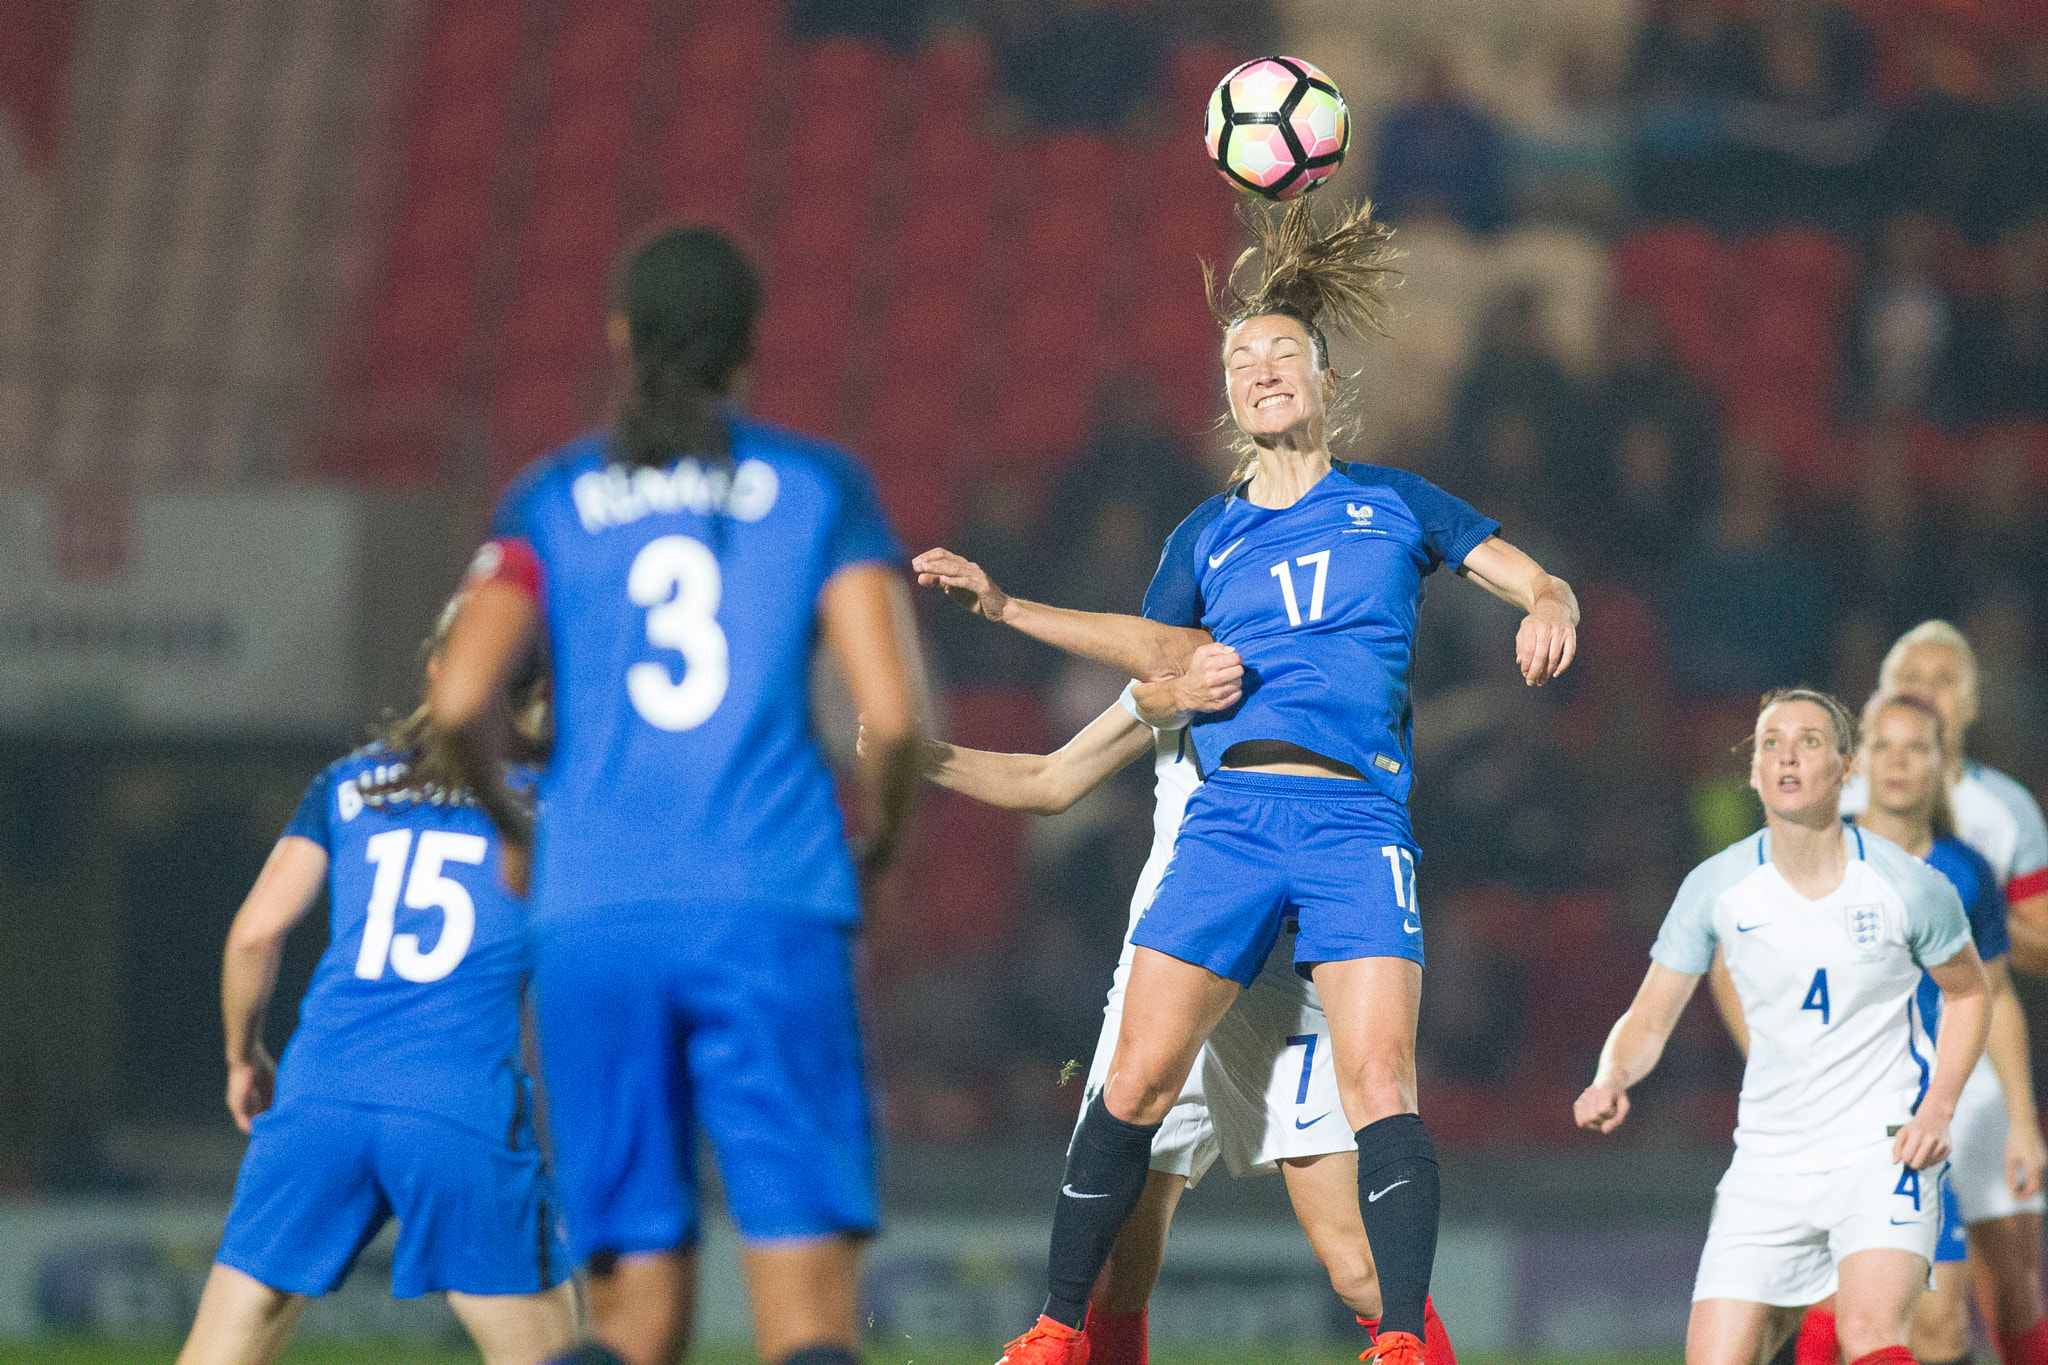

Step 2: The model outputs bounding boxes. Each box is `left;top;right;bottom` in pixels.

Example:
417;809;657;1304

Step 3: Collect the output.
1886;642;1977;737
1861;704;1944;825
1749;699;1850;823
1224;314;1336;445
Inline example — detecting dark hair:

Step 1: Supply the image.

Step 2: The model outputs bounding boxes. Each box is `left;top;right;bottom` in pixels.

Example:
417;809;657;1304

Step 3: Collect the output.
363;599;549;805
612;227;762;470
1734;686;1857;758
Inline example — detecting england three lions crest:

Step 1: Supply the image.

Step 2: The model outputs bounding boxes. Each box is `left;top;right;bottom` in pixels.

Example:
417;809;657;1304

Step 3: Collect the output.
1844;903;1887;960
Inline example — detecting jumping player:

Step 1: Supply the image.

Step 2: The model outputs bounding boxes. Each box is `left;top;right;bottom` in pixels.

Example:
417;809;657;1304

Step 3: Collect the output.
429;228;924;1365
1831;622;2048;1365
177;606;574;1365
1857;692;2044;1365
1576;689;1991;1365
914;197;1578;1365
884;662;1455;1365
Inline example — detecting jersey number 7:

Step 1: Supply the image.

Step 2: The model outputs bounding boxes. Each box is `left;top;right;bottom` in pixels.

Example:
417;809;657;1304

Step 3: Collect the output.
356;830;486;982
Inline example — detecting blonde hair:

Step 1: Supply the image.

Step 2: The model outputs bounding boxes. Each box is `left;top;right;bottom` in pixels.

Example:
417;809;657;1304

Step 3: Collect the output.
1858;690;1956;836
1877;620;1978;699
1204;197;1401;484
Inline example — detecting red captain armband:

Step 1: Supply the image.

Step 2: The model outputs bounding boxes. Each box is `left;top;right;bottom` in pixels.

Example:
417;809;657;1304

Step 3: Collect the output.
2012;867;2048;905
463;537;543;604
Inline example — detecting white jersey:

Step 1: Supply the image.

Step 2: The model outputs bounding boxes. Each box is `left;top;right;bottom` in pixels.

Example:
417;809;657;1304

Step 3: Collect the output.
1652;825;1972;1173
1843;760;2048;897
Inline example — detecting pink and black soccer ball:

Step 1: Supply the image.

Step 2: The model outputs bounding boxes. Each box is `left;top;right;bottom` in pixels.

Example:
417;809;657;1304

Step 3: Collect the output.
1204;56;1350;201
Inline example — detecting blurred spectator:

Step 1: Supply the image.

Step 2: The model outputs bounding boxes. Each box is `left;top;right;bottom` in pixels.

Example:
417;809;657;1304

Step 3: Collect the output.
1983;43;2048;232
1717;3;1879;231
1664;449;1832;696
1950;226;2048;423
791;0;933;50
1504;49;1627;227
1947;424;2048;593
990;0;1165;133
928;477;1061;689
1961;584;2047;779
1589;307;1721;584
1626;0;1758;222
1810;423;1951;636
1411;688;1591;893
1039;378;1212;582
1872;34;2001;241
1852;213;1960;422
1417;892;1528;1083
1443;286;1588;539
1370;55;1507;234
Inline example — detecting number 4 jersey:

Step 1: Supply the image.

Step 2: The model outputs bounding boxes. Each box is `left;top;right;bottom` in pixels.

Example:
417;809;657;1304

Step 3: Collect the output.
274;743;538;1141
479;420;902;929
1651;825;1973;1172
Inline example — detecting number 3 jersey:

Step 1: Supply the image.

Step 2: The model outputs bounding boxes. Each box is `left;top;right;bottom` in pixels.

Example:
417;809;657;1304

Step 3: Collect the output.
1141;462;1498;802
274;743;537;1141
1651;825;1973;1172
481;419;902;929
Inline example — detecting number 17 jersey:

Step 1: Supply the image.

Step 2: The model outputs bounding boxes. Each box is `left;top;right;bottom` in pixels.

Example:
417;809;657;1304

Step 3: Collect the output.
483;418;903;929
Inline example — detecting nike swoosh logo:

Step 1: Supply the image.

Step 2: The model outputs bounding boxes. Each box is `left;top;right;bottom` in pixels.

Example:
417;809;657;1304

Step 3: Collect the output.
1735;921;1766;932
1208;537;1247;568
1368;1180;1410;1202
1403;919;1421;934
1061;1184;1110;1199
1295;1112;1329;1129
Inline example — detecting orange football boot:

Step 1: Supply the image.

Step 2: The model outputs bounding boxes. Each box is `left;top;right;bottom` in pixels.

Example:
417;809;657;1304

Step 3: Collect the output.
996;1315;1090;1365
1362;1329;1427;1365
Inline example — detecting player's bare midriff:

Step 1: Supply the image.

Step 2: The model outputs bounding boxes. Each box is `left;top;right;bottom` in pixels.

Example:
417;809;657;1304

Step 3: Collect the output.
1220;739;1364;780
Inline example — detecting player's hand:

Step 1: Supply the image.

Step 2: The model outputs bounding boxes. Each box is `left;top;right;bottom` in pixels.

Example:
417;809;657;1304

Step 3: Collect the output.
1573;1081;1629;1134
227;1049;277;1134
912;548;1010;621
1169;643;1244;713
1516;601;1577;686
1893;1107;1953;1171
2007;1119;2047;1199
856;714;944;775
500;839;532;898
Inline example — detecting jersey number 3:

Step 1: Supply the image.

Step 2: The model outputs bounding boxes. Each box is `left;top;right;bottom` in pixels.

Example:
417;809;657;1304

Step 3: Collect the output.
356;829;485;982
627;535;730;731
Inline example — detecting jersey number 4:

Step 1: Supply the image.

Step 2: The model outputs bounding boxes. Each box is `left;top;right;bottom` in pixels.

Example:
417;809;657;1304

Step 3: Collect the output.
356;829;486;982
627;535;730;731
1801;968;1831;1026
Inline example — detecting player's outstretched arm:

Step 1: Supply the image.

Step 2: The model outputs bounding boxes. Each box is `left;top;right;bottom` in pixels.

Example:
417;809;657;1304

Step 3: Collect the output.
1899;944;1991;1170
916;701;1156;816
1980;956;2048;1197
429;581;542;862
821;565;926;890
1574;963;1701;1135
911;547;1212;682
1456;536;1579;687
220;836;328;1134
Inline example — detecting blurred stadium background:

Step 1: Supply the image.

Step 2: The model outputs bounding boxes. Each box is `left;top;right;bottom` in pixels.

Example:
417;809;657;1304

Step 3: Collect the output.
2;0;2047;1356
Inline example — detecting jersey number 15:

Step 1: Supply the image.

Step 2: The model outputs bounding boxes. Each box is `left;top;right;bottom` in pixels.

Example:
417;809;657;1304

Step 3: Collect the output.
356;829;486;982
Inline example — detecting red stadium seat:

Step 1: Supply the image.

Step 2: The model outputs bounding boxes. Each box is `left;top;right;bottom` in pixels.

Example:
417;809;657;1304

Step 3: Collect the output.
904;124;998;200
418;1;525;103
1613;225;1726;384
546;0;649;97
408;96;513;189
893;790;1024;955
872;295;982;387
528;103;635;201
364;274;475;390
862;378;965;472
492;368;595;482
512;195;618;280
1014;203;1111;286
1733;229;1855;320
913;32;992;120
1166;42;1239;112
885;200;992;294
387;186;494;275
1018;132;1125;213
794;36;893;107
769;195;872;287
871;461;959;567
654;116;762;237
495;282;606;370
946;686;1048;755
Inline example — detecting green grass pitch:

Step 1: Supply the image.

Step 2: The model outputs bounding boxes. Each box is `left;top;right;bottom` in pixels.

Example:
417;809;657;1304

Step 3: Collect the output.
5;1345;1682;1365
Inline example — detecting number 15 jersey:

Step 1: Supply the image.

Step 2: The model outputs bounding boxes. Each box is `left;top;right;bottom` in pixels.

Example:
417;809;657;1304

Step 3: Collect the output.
483;418;903;929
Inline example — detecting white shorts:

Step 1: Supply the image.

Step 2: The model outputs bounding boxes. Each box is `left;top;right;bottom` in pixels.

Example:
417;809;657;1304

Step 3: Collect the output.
1079;925;1353;1186
1948;1055;2047;1225
1693;1153;1946;1306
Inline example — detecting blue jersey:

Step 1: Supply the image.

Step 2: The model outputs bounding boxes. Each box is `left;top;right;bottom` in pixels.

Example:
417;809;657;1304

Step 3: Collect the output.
487;416;902;927
275;744;535;1141
1917;833;2009;1037
1141;461;1499;799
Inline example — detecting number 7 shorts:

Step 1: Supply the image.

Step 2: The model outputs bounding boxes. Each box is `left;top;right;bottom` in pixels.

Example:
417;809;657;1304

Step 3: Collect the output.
1131;769;1423;986
1692;1153;1946;1305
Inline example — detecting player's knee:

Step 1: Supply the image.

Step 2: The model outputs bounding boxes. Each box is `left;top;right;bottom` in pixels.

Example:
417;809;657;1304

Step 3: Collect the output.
1336;1058;1414;1122
1102;1067;1182;1126
1835;1304;1908;1360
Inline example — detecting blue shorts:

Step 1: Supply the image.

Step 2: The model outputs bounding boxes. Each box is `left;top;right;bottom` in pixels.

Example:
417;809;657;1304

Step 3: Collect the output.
1934;1176;1968;1264
533;906;878;1263
1134;769;1423;986
216;1097;567;1298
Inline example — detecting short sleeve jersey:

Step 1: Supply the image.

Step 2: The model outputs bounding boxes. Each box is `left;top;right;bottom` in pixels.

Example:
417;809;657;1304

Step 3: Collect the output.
275;743;535;1141
484;416;903;927
1916;833;2009;1037
1650;825;1971;1171
1842;760;2048;902
1140;462;1498;799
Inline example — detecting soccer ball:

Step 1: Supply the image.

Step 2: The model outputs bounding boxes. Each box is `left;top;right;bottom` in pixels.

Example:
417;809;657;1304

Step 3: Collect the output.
1204;56;1350;201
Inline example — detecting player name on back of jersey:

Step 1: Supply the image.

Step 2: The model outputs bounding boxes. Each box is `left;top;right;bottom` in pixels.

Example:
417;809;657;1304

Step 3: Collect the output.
334;761;480;820
572;457;780;534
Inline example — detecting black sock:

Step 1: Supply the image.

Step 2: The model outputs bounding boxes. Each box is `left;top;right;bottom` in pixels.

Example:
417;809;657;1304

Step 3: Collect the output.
1354;1112;1440;1340
779;1348;861;1365
544;1347;632;1365
1041;1095;1161;1329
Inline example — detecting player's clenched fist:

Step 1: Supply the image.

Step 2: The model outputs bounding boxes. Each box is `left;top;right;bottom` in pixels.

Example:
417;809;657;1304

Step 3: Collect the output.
913;548;1010;622
1892;1106;1952;1172
1169;642;1245;713
1573;1081;1629;1134
1515;603;1577;687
